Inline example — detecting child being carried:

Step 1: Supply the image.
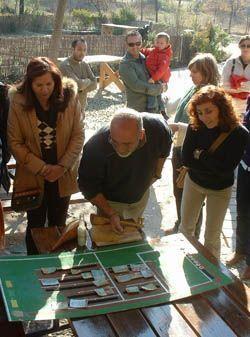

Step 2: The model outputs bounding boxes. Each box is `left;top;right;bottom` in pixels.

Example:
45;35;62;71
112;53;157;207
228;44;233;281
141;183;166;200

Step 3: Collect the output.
141;32;172;119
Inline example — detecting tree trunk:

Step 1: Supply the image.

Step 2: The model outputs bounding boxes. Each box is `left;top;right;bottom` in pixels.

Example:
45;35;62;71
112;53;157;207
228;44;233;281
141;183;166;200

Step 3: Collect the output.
19;0;24;15
228;1;234;33
15;0;18;14
48;0;68;62
140;0;143;21
176;0;182;36
155;0;158;22
246;8;250;34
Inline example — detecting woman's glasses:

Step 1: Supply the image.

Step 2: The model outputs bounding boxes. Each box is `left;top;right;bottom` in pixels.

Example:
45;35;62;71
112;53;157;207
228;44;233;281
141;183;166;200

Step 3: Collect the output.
239;44;250;49
127;42;142;47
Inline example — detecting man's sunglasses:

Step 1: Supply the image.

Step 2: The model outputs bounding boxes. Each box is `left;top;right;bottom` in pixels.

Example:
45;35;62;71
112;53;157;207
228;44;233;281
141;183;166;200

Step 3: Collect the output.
127;42;142;47
239;44;250;49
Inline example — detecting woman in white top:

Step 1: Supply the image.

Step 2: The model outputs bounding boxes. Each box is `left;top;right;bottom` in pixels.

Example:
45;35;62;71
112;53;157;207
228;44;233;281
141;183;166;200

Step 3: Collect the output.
222;35;250;117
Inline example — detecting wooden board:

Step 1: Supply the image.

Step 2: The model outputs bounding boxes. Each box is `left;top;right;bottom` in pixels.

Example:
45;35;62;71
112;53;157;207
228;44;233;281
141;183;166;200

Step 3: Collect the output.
90;224;143;247
31;220;79;253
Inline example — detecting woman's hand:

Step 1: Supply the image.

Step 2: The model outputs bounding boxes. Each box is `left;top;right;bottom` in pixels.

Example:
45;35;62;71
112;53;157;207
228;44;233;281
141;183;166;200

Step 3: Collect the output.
168;123;179;133
193;149;204;160
44;165;65;182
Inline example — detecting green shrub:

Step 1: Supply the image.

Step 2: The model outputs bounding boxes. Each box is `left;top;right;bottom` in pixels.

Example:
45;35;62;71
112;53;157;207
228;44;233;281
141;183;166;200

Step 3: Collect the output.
111;7;136;25
0;6;15;14
190;23;231;62
72;9;95;28
71;8;106;29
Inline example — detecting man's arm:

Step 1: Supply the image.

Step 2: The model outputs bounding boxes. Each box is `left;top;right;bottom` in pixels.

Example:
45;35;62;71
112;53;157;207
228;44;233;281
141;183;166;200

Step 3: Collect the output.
151;157;166;184
60;61;92;90
119;62;162;96
84;63;97;93
155;157;166;178
90;193;123;233
78;140;123;234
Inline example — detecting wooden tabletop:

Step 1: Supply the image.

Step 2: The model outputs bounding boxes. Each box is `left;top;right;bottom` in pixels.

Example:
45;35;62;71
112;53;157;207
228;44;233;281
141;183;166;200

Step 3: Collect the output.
101;23;139;30
70;238;250;337
0;235;249;337
58;55;122;65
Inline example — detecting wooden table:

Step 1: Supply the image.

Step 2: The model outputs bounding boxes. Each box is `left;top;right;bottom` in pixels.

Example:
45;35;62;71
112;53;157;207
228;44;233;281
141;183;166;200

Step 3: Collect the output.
58;55;125;92
70;237;250;337
101;23;139;36
0;233;249;337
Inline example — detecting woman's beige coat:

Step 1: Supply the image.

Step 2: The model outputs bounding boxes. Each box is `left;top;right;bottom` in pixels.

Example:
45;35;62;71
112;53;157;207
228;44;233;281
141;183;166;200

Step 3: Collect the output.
8;78;84;197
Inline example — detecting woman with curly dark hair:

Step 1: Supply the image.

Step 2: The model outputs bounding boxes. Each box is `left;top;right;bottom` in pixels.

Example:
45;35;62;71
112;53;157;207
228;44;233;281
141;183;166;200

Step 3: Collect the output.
180;85;249;259
167;53;220;236
8;57;84;254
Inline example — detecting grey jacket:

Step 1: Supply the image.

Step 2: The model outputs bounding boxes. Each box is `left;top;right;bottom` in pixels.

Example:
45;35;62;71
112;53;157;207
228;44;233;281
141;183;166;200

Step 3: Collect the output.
60;56;97;110
119;52;162;113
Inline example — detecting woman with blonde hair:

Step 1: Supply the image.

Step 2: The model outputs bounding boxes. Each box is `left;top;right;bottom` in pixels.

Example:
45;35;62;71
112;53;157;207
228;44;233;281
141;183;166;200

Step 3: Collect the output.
180;85;248;258
167;53;220;235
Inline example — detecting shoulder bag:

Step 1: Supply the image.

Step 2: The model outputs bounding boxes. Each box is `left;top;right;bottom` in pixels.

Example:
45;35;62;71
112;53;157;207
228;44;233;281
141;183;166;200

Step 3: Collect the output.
176;131;233;189
11;188;43;212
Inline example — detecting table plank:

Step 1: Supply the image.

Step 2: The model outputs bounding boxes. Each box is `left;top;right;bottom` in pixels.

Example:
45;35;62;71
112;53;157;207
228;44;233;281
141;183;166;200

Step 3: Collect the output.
107;309;157;337
188;237;250;313
71;315;116;337
175;296;237;337
205;289;250;337
142;304;197;337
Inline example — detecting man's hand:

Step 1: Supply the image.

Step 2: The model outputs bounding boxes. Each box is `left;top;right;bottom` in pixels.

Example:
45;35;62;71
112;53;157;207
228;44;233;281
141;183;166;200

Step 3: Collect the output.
148;78;155;84
162;83;168;92
110;213;124;234
44;165;65;182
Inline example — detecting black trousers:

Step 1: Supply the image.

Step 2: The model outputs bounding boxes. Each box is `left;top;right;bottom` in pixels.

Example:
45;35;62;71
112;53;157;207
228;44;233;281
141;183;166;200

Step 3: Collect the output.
236;164;250;266
171;146;202;238
26;181;70;255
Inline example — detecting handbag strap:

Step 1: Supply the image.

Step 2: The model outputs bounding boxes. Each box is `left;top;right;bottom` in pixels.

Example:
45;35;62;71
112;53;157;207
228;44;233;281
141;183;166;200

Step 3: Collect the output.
231;58;236;75
208;129;234;154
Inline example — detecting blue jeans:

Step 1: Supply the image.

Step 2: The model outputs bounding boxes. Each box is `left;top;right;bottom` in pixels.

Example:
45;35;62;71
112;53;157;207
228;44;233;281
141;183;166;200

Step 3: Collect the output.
236;164;250;265
147;94;165;112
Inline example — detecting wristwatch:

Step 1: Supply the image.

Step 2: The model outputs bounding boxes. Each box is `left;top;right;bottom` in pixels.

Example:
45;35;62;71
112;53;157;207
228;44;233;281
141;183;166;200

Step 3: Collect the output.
193;149;203;160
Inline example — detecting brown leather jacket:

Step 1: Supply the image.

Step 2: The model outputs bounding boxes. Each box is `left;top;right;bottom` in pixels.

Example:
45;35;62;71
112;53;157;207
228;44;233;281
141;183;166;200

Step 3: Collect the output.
8;78;84;197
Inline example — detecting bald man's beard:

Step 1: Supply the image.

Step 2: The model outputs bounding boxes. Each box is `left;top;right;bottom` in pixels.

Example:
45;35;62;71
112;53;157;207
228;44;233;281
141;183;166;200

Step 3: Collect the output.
116;144;138;158
116;150;133;158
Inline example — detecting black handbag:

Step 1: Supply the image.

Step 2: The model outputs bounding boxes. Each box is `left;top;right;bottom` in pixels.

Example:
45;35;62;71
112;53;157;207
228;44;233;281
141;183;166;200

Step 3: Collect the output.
11;188;43;212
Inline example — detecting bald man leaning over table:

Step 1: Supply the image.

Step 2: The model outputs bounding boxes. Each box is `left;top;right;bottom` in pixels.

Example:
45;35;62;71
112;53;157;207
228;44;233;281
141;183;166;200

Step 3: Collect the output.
78;108;172;233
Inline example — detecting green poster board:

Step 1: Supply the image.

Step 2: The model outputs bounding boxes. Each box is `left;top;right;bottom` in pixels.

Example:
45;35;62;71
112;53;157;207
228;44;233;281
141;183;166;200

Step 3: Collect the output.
0;234;232;321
